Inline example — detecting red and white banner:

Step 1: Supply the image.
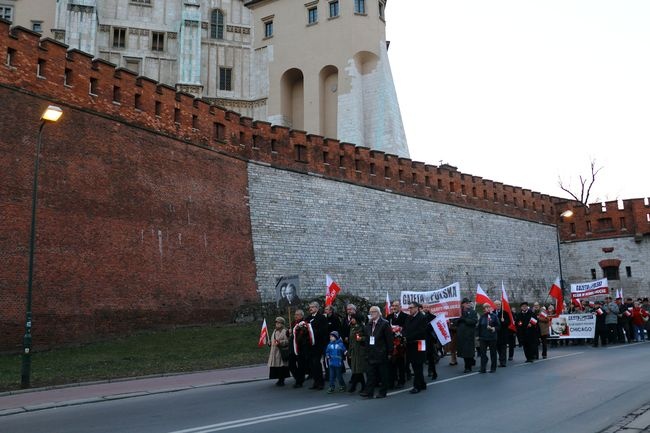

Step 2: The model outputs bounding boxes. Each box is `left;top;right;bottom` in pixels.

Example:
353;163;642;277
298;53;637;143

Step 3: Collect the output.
400;282;461;318
570;278;608;299
258;318;268;347
325;274;341;306
501;282;517;332
475;284;496;309
549;277;564;315
430;314;452;346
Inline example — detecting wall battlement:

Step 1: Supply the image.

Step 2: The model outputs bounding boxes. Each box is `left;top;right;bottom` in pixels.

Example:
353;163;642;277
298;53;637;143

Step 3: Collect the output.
558;198;650;243
0;19;561;225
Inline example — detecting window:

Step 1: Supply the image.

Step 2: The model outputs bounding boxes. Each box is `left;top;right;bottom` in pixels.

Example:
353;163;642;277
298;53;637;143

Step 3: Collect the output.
6;47;15;66
31;21;43;33
626;266;632;278
295;145;307;162
271;139;277;152
620;217;626;230
329;1;339;18
124;58;141;75
597;217;613;231
151;32;165;52
113;86;121;103
219;67;232;91
192;115;198;129
64;68;72;86
384;167;390;178
130;0;152;4
378;1;385;20
174;108;181;124
586;220;592;232
354;0;365;14
89;77;98;95
37;59;45;77
308;7;318;24
264;20;273;38
112;27;126;49
211;10;225;39
134;93;142;110
323;151;329;163
214;122;226;141
370;162;376;175
570;223;576;234
339;155;345;168
0;6;13;21
354;159;360;171
603;266;620;281
590;269;597;279
155;100;161;116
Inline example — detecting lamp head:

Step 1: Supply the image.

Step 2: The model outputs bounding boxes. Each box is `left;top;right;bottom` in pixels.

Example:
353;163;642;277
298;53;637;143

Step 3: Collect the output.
41;105;63;122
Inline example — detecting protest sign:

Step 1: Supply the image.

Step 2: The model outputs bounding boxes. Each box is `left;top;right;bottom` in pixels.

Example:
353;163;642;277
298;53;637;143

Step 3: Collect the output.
549;314;596;339
400;282;461;318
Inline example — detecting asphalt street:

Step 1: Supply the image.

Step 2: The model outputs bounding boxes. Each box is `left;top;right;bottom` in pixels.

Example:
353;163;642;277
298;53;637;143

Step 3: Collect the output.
1;343;649;433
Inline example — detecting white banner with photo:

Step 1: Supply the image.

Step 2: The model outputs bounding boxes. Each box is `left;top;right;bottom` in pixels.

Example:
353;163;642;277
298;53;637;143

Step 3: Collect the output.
400;282;461;319
549;314;596;339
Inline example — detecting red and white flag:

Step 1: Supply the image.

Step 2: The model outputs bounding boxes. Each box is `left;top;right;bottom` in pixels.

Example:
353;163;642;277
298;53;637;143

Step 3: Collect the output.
624;309;632;317
292;321;315;354
385;292;391;317
615;289;621;299
529;317;538;326
430;315;452;345
258;318;269;347
539;310;548;319
620;288;624;299
596;308;604;316
476;284;496;309
572;298;582;310
549;277;564;315
325;274;341;306
501;282;517;332
588;301;595;308
417;339;427;351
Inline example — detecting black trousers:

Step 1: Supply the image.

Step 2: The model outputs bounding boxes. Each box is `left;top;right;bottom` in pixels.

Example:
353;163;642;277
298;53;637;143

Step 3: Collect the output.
593;327;608;346
409;358;426;390
389;356;406;386
496;340;508;365
540;335;548;357
308;352;324;386
607;324;618;344
289;353;307;385
508;334;516;359
479;340;497;372
365;361;389;396
522;338;537;361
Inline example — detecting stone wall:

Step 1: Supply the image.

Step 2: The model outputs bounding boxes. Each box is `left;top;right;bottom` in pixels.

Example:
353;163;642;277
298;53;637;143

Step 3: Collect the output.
248;163;561;304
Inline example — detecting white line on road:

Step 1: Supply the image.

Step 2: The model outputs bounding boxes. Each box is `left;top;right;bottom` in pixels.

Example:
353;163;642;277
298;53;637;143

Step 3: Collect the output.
166;403;348;433
513;351;584;367
387;372;479;396
607;341;649;350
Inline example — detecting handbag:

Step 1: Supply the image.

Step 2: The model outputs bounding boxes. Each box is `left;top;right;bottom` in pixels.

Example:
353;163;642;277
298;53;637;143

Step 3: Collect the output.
279;344;290;361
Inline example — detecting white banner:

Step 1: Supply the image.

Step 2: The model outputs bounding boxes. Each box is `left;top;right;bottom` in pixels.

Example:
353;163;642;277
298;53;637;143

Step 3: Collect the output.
400;282;461;319
549;314;596;339
430;314;452;345
570;278;608;299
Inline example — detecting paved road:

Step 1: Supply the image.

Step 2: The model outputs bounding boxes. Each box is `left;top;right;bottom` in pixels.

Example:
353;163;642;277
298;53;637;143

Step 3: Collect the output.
2;343;649;433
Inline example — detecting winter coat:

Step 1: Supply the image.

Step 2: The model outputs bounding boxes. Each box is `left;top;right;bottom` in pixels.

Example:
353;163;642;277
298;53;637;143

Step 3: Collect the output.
605;302;620;325
494;309;513;344
347;323;368;374
538;313;550;337
632;307;649;326
477;312;500;341
325;338;347;367
403;311;429;363
364;317;394;364
515;309;539;341
268;328;290;368
456;307;478;358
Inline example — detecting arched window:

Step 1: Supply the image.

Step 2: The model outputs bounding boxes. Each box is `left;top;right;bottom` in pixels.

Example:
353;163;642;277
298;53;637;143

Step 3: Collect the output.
211;9;225;39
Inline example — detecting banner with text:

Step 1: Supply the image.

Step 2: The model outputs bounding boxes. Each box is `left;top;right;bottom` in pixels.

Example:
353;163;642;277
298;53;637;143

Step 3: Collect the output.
549;314;596;339
400;283;461;319
430;314;453;345
570;278;609;299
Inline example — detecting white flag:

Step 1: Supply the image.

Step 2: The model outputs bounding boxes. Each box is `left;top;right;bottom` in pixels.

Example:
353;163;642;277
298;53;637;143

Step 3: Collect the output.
430;314;452;346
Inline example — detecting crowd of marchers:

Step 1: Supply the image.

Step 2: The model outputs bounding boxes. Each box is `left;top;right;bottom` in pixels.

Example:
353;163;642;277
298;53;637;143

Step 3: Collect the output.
265;296;650;398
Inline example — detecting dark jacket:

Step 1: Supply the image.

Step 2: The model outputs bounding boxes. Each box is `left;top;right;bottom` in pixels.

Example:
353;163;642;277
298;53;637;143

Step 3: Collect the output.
364;317;394;364
325;313;342;335
515;309;539;341
456;307;478;358
403;311;429;363
477;312;500;341
387;311;407;327
307;313;329;355
494;309;512;343
347;323;368;374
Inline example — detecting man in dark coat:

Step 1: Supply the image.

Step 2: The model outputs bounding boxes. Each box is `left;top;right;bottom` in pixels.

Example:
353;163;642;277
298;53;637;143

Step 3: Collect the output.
289;309;310;388
477;302;500;373
403;302;429;393
456;298;478;373
592;300;608;347
306;301;328;389
387;300;407;388
360;306;394;399
494;300;512;367
515;302;539;362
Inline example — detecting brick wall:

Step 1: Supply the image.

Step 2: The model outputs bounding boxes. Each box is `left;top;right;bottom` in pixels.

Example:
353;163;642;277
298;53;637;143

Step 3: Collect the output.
0;88;258;350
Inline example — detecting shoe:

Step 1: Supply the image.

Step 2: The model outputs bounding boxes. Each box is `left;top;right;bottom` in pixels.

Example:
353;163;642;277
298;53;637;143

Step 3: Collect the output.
348;384;357;393
525;359;533;363
489;370;496;373
339;386;346;392
463;368;471;373
395;383;404;389
479;370;486;374
375;393;387;399
508;358;513;361
499;364;506;367
409;388;420;394
543;355;547;359
430;374;438;380
276;380;285;387
327;387;335;394
293;383;303;388
359;392;372;399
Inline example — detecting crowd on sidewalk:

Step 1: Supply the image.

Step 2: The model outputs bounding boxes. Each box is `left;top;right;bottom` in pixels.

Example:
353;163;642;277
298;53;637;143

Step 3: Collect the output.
265;296;650;399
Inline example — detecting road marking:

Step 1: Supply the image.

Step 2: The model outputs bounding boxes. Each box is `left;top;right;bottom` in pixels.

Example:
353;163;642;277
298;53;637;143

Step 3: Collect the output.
166;403;347;433
512;351;584;367
607;341;649;350
388;372;479;396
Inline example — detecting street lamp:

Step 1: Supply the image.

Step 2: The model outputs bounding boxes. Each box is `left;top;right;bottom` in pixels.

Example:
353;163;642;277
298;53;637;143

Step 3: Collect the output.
21;105;63;389
556;209;574;296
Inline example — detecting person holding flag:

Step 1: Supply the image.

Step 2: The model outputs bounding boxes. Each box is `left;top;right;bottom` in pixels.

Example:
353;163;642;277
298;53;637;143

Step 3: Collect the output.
457;298;478;373
592;300;608;347
325;274;341;306
548;277;564;315
500;283;517;362
403;302;429;394
267;317;290;386
515;302;539;363
477;302;500;373
493;300;512;367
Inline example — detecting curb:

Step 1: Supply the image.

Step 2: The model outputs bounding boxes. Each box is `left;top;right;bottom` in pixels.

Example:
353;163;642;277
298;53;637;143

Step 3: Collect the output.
601;404;650;433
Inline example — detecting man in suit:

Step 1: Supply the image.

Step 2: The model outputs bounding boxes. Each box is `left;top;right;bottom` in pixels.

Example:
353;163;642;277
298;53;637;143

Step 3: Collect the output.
515;302;539;363
387;300;407;388
306;301;328;389
403;302;429;393
360;306;393;399
493;300;511;367
477;302;500;373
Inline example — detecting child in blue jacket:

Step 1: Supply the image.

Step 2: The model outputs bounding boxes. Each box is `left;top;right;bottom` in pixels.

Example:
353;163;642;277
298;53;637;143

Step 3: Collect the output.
325;331;347;393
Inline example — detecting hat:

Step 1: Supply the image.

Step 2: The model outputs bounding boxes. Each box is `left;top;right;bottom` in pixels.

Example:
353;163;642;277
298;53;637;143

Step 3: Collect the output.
330;331;340;339
520;301;529;306
461;298;471;304
275;317;286;324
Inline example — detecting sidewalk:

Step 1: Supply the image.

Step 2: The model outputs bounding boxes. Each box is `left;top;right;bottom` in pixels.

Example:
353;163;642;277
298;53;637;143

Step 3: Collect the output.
603;404;650;433
0;364;267;417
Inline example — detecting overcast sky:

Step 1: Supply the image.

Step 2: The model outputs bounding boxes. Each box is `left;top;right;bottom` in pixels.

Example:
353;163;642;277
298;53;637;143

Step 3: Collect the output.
386;1;650;203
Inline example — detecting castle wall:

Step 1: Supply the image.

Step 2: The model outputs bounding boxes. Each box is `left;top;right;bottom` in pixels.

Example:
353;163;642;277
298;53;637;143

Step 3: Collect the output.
248;163;561;303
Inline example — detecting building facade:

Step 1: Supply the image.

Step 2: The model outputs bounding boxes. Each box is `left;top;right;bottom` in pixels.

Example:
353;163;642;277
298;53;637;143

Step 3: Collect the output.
0;0;56;36
50;0;409;157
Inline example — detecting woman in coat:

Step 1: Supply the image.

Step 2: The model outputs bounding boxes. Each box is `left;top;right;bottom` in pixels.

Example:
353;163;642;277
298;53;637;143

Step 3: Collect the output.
268;317;290;386
346;313;367;393
456;298;478;373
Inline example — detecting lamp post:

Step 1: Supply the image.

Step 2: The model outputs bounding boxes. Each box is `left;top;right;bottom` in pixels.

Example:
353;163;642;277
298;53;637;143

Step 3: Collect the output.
21;105;63;389
556;209;574;295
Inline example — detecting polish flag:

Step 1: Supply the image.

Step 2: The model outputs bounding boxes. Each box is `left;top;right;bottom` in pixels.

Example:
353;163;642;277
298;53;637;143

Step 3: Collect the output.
385;292;391;317
501;282;517;332
476;284;496;309
529;317;538;326
417;340;426;351
258;318;269;347
620;288;624;299
624;309;632;317
588;301;595;308
595;308;604;316
325;274;341;306
548;277;564;315
615;289;621;299
572;298;582;310
539;310;548;319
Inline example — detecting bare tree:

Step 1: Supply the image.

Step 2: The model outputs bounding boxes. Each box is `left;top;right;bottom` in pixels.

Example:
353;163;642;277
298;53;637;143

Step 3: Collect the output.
558;159;603;207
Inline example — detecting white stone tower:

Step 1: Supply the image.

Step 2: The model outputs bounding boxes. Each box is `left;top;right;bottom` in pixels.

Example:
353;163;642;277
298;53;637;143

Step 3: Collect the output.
246;0;409;157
